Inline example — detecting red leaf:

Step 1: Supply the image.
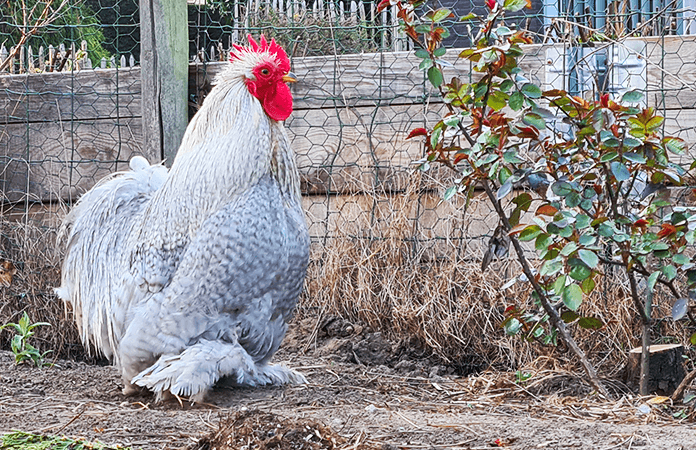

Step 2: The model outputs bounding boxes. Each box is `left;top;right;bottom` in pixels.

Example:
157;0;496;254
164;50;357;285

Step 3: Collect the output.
453;152;468;164
515;126;539;139
600;93;610;108
657;223;678;239
376;0;391;13
407;128;428;139
486;0;497;9
633;219;649;228
536;204;558;216
508;223;528;235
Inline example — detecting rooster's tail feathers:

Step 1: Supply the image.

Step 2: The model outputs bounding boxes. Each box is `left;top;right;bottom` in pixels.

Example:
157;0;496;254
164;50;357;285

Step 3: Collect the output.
55;157;168;360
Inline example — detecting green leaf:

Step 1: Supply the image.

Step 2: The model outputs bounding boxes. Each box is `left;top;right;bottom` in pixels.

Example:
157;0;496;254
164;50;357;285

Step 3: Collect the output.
509;91;524;111
560;241;578;257
432;8;453;23
565;192;581;208
444;115;461;127
578;316;604;329
578;249;599;269
662;264;677;281
540;258;563;277
621;90;644;103
433;47;447;57
487;90;508;111
562;283;583;311
581;277;596;294
561;310;580;323
691;332;696;346
443;186;458;201
551;181;573;196
648;271;660;291
610;161;631;182
623;137;642;149
673;253;690;265
576;214;591;230
569;264;591;281
428;66;444;88
503;150;525;164
460;12;478;21
623;152;646;164
672;298;689;321
553;275;567;294
430;127;442;148
578;234;596;246
415;49;430;59
512;192;533;211
497;179;513;200
504;318;522;336
522;113;546;130
503;0;528;11
419;58;434;71
535;233;553;251
600;151;618;163
664;137;686;155
520;83;542;99
519;225;543;241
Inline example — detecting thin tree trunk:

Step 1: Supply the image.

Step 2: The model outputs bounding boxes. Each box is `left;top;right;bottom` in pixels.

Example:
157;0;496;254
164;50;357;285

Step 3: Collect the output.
640;287;652;395
481;181;609;398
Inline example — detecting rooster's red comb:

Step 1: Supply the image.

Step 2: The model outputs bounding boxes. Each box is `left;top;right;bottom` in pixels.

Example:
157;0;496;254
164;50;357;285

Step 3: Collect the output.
230;34;290;72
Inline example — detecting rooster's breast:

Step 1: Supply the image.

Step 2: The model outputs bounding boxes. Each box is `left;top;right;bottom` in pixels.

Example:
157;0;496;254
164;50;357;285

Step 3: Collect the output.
132;173;310;367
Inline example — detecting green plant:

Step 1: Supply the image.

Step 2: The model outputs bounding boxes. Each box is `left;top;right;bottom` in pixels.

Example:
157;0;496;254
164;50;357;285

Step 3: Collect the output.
0;312;52;367
514;370;532;385
0;431;130;450
383;0;695;396
0;0;111;70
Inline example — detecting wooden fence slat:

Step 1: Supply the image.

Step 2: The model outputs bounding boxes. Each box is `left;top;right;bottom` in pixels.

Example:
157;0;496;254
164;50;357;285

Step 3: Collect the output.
0;68;142;124
0;117;150;203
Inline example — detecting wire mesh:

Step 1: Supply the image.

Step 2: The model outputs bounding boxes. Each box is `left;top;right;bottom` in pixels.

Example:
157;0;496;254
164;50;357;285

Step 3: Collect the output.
186;0;696;263
0;0;694;359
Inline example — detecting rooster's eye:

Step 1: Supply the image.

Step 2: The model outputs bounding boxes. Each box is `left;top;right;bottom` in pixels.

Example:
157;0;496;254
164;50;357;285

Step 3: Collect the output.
260;68;270;76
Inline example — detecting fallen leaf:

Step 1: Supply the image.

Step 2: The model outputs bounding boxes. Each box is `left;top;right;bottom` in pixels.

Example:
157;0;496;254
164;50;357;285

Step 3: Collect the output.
647;396;670;405
0;260;16;287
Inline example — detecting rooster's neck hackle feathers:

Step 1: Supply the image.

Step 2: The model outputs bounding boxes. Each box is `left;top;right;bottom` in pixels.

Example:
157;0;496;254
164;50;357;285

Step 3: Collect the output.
148;41;300;232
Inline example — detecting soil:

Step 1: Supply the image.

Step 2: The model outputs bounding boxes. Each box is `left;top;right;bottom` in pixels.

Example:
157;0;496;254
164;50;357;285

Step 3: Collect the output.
1;316;695;450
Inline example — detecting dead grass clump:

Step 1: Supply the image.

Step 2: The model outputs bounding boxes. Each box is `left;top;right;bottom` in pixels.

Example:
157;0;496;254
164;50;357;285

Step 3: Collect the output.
0;207;85;361
189;409;378;450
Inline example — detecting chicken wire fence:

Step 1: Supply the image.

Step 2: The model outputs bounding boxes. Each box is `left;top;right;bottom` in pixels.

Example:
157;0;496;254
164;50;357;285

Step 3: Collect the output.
187;0;696;262
0;0;695;292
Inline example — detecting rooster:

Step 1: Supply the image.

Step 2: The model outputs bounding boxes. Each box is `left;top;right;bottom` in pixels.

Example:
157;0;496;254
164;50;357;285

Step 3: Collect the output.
55;35;309;402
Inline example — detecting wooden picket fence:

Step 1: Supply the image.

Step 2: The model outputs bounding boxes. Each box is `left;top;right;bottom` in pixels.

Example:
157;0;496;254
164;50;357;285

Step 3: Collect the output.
188;0;414;54
0;40;137;75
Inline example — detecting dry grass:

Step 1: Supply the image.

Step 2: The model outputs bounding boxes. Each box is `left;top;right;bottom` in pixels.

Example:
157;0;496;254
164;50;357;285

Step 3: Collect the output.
0;203;86;362
297;184;696;377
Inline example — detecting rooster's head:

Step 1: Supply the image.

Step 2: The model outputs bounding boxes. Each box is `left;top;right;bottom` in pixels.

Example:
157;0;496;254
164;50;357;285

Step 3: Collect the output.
230;35;295;122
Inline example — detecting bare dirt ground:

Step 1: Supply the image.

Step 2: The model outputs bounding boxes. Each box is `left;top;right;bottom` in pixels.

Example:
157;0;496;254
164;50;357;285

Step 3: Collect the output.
1;317;695;450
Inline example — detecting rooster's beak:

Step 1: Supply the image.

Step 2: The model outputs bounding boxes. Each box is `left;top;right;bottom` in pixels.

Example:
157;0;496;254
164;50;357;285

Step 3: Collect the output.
282;72;297;83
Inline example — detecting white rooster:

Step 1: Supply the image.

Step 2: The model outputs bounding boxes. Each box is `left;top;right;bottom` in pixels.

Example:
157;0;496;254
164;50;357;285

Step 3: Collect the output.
55;35;309;402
